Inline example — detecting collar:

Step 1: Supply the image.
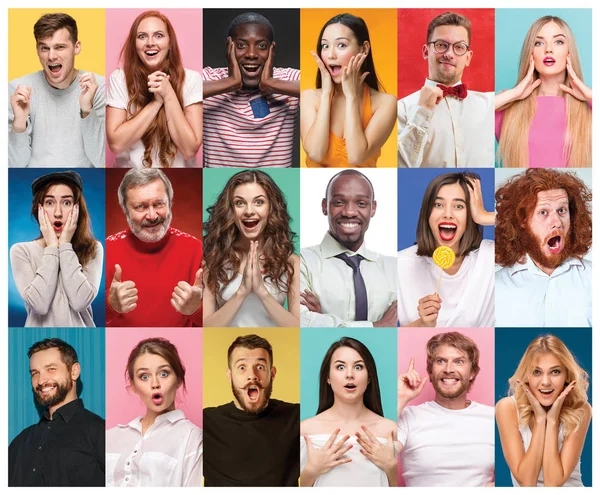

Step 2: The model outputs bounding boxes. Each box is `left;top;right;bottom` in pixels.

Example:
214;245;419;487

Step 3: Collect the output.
320;232;377;262
41;398;84;423
117;409;186;431
42;69;81;96
425;78;463;88
507;254;584;278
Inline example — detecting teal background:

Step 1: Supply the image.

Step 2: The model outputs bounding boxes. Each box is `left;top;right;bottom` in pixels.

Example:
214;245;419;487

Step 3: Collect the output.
495;9;592;92
300;328;397;421
202;168;300;254
8;328;106;444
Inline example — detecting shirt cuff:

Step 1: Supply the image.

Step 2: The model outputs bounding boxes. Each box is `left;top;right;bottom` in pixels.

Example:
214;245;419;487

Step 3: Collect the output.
58;243;74;253
43;246;59;257
189;305;203;327
413;106;433;127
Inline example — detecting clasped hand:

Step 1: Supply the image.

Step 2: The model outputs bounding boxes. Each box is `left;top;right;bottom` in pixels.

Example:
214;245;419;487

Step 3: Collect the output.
238;241;267;298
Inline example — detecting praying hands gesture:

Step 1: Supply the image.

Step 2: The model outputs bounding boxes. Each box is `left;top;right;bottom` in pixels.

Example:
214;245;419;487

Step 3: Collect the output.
238;241;267;299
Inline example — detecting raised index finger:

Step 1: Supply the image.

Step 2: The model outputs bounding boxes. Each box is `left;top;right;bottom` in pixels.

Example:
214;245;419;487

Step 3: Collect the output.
408;357;415;372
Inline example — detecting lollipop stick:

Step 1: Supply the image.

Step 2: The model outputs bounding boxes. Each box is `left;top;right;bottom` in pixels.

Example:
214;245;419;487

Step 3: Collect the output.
435;267;443;295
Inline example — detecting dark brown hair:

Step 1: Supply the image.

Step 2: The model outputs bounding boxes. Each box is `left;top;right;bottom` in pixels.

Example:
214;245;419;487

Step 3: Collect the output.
28;338;78;372
495;169;592;267
31;180;97;267
34;13;78;43
125;338;187;391
426;332;480;390
416;171;483;257
427;11;472;45
227;334;273;369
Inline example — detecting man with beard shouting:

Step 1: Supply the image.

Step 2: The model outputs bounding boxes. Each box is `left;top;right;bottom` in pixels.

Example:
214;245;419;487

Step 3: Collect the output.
106;169;203;327
495;169;592;327
9;338;105;486
203;334;300;486
397;332;494;487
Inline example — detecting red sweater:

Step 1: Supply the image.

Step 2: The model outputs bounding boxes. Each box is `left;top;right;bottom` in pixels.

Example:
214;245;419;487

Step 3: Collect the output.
105;228;202;327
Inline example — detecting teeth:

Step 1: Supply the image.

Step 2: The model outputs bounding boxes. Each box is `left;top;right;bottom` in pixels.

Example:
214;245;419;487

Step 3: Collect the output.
540;390;553;393
439;225;457;230
146;51;158;56
341;222;359;228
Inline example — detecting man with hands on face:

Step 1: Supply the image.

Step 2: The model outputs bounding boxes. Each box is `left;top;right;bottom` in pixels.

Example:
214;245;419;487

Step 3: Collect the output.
397;11;494;168
202;12;300;168
396;332;495;487
300;170;397;327
9;13;105;168
106;169;203;327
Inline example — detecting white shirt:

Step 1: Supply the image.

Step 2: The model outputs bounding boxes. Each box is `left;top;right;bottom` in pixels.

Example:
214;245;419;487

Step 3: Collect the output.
397;401;494;487
495;256;592;327
105;410;203;487
397;240;495;327
397;79;494;168
300;233;397;327
107;68;203;168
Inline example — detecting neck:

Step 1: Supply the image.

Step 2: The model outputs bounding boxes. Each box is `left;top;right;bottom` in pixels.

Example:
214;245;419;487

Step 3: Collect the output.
142;403;175;431
537;72;567;97
329;398;369;421
48;393;77;420
530;258;557;276
434;393;470;410
430;75;461;87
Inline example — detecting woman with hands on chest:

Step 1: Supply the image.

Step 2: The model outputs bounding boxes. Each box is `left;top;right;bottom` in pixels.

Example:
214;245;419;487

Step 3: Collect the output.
106;10;203;168
301;13;396;167
300;337;398;487
202;170;299;328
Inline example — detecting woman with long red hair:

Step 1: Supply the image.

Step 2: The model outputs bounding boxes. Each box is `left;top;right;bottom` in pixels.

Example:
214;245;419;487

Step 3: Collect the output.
107;11;203;168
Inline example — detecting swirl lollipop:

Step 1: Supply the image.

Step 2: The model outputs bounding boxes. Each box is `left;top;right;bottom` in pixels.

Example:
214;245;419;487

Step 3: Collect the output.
432;246;456;294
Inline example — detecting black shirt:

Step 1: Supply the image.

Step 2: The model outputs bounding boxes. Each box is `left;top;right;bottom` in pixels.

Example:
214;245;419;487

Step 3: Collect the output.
204;399;300;486
9;398;105;486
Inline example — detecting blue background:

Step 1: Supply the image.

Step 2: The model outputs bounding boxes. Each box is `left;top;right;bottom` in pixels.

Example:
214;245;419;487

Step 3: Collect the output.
397;168;495;251
8;169;106;327
8;327;106;444
494;327;592;487
300;328;397;421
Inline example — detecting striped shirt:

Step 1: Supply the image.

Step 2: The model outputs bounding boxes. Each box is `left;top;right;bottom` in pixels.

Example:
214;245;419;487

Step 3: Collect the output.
202;67;300;168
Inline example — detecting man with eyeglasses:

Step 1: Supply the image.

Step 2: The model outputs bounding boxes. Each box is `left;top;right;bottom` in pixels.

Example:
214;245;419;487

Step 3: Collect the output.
105;169;203;327
397;12;494;168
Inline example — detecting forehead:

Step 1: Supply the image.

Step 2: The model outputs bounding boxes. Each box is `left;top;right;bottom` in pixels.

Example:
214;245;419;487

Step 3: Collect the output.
331;346;363;363
328;173;373;199
137;16;168;33
134;352;170;370
30;347;65;368
37;27;73;46
232;23;271;40
433;344;469;361
533;352;562;369
322;23;356;41
45;183;74;197
233;182;267;199
127;180;168;203
535;188;569;206
230;347;270;366
537;21;565;38
431;25;468;43
436;182;466;200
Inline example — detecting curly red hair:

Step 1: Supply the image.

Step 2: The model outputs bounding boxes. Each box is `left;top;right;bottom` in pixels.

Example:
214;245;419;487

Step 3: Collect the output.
495;169;591;267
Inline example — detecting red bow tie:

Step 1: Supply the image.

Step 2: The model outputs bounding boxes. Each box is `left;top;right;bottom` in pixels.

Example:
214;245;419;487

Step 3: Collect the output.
437;83;468;99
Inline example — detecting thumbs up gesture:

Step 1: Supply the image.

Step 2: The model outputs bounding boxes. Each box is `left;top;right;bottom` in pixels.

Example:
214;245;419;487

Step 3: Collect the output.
171;268;204;315
108;264;138;313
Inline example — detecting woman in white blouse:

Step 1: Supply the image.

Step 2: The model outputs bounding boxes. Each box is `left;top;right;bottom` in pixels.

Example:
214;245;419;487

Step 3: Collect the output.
106;338;202;487
300;337;398;487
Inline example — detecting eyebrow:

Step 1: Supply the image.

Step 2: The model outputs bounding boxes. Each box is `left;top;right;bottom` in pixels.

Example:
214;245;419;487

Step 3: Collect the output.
534;365;562;370
331;193;370;199
137;30;165;35
234;357;267;365
333;359;365;365
236;37;268;43
135;364;172;373
44;194;74;199
536;200;569;208
435;196;466;203
233;194;266;200
536;34;566;39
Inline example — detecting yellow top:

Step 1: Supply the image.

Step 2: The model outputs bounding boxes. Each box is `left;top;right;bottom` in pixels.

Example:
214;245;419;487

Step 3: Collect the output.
432;246;456;270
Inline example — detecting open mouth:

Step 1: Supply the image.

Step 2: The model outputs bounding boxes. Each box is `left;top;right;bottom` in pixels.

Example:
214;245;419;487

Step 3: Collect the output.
338;221;360;233
539;389;554;397
328;64;342;76
246;385;260;402
543;57;556;66
53;221;63;232
546;234;563;254
438;222;457;241
241;64;262;76
344;383;357;391
145;50;159;57
38;384;57;395
242;219;260;230
440;378;460;386
48;63;62;74
152;393;163;405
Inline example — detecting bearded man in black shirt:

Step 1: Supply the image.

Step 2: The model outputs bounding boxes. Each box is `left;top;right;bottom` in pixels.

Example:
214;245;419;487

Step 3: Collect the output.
9;338;105;486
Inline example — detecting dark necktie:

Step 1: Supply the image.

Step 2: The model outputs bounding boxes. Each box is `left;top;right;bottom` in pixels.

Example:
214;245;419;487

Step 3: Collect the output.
335;253;368;321
437;83;468;99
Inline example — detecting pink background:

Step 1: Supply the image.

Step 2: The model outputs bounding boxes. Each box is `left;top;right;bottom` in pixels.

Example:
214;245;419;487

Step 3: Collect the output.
105;9;203;166
105;327;203;429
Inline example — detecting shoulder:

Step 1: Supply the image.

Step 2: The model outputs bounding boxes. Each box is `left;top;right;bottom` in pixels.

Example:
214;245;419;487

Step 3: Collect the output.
300;415;322;436
300;244;321;261
272;398;300;413
183;68;202;85
397;244;420;260
398;89;423;106
93;240;104;255
274;67;300;81
202;67;228;81
289;253;300;266
109;68;125;82
10;72;41;88
371;89;397;109
106;229;129;243
10;241;33;255
495;397;518;424
10;423;37;448
170;228;201;245
203;402;231;419
301;88;321;105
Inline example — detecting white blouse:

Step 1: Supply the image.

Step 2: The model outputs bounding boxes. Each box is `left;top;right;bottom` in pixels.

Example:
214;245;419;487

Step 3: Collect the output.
105;409;202;487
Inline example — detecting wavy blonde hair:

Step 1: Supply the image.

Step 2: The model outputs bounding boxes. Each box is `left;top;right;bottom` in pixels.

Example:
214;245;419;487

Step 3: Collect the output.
508;335;589;435
497;16;591;168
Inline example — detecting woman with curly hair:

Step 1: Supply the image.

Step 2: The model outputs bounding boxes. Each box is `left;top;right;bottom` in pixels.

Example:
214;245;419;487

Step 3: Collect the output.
397;171;495;328
300;337;397;486
107;10;202;168
10;171;103;327
496;335;591;486
495;16;591;168
203;170;299;327
301;13;396;167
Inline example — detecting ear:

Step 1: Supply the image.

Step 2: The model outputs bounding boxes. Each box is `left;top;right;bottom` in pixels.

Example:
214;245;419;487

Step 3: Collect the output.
464;50;473;68
70;362;81;381
74;40;81;56
422;44;429;60
371;199;377;218
226;368;232;384
321;198;328;216
361;40;371;56
270;366;277;381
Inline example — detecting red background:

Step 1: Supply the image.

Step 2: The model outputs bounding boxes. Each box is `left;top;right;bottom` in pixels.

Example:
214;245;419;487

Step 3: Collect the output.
397;8;495;98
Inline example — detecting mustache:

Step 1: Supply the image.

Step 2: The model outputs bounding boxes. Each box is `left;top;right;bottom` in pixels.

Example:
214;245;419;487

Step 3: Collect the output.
142;217;164;227
238;383;264;390
543;229;566;243
35;381;58;392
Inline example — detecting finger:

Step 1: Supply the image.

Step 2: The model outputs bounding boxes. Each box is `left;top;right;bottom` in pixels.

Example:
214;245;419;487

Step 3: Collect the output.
559;84;574;97
177;280;192;291
361;425;377;443
174;286;188;299
122;295;139;307
124;302;137;313
408;356;415;372
335;457;353;466
526;57;535;78
416;375;429;393
324;429;340;449
531;79;541;91
170;298;180;312
337;442;354;457
121;281;137;291
171;292;185;307
333;435;350;452
113;264;122;283
194;268;204;288
304;435;313;451
359;72;370;85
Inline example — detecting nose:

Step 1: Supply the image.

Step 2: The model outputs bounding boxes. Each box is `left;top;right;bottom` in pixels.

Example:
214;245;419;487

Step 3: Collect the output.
541;374;552;386
545;43;553;53
548;209;562;229
342;202;357;217
444;361;454;373
345;367;355;379
244;202;255;216
151;374;161;388
54;203;63;218
146;205;158;220
443;204;454;219
48;48;58;60
246;44;258;59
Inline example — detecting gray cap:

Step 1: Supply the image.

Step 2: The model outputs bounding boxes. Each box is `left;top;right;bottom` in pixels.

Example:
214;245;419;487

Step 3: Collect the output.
31;171;83;196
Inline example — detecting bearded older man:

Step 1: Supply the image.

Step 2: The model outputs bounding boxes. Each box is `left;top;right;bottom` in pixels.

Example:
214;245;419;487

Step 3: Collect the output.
105;169;203;326
495;169;592;327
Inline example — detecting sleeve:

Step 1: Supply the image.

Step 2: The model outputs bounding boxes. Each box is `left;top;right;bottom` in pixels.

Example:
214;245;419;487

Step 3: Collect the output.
299;253;374;328
182;427;203;487
396;409;409;448
80;74;106;168
299;435;308;473
10;243;59;316
275;67;300;82
201;67;228;82
8;82;32;168
183;70;203;106
58;241;103;313
106;69;128;110
397;97;433;168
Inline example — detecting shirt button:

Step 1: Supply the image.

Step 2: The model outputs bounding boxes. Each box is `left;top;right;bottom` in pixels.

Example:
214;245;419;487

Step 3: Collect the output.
125;477;129;482
38;446;42;450
133;450;137;454
126;462;130;465
47;426;51;430
32;468;36;472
